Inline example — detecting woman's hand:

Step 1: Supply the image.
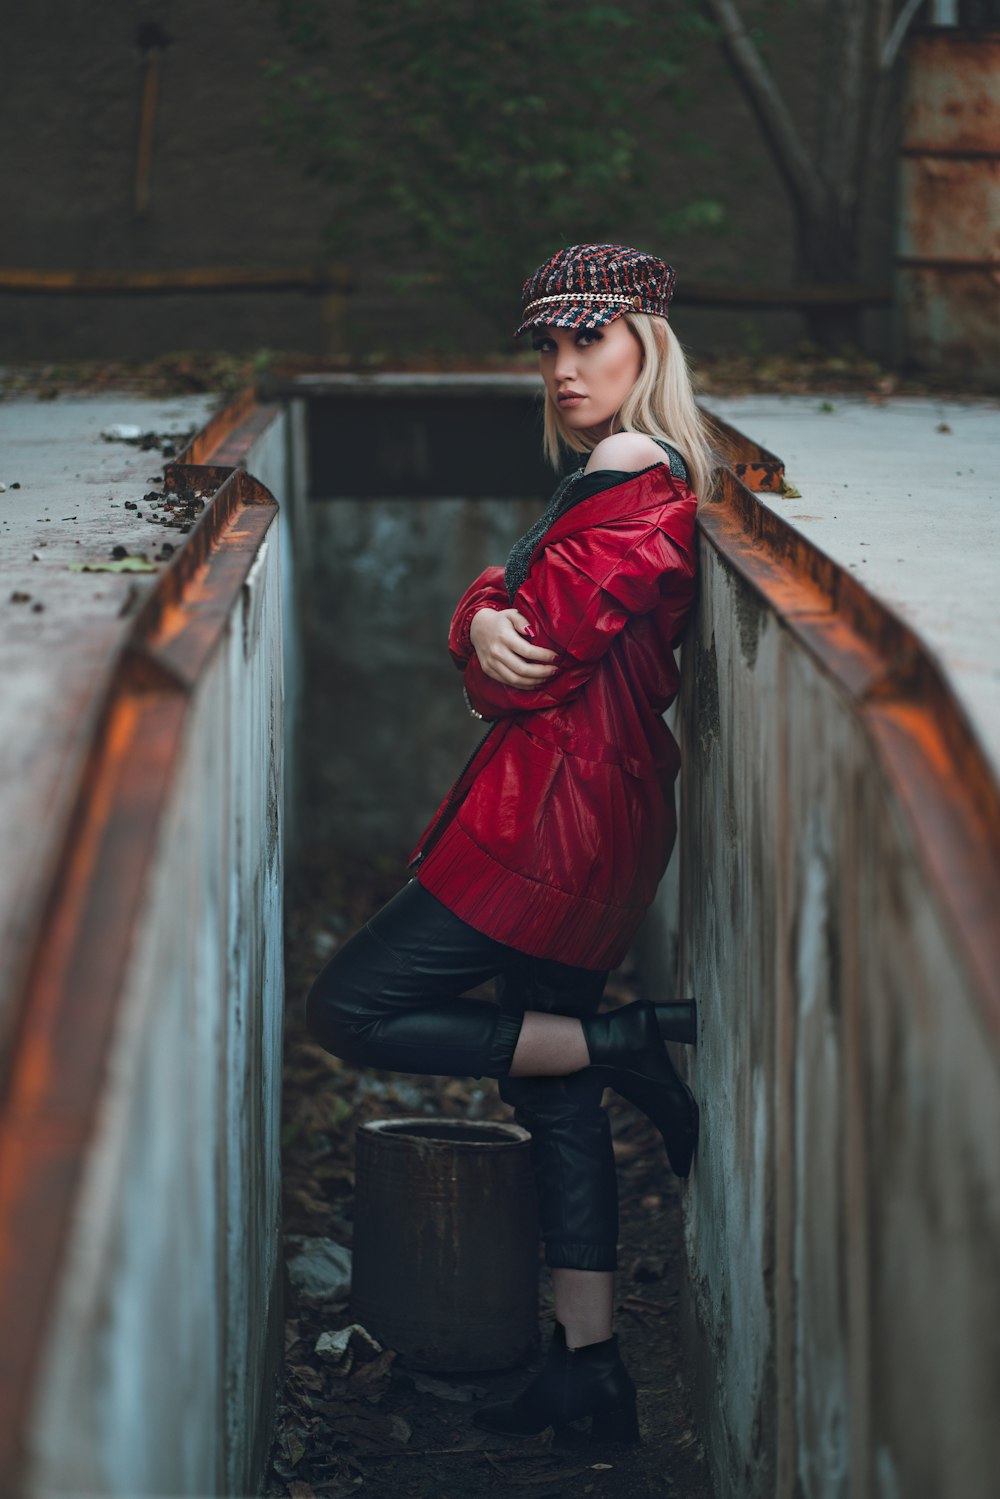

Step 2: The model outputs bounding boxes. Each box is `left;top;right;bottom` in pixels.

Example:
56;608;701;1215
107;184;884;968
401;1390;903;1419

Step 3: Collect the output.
470;608;558;688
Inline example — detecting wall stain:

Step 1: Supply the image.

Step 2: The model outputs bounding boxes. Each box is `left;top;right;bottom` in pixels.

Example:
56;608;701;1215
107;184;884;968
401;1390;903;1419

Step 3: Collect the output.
734;582;765;670
694;632;721;759
718;550;767;669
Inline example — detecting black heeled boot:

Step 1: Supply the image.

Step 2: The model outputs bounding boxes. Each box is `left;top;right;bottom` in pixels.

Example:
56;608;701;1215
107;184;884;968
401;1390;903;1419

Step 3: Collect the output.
473;1322;639;1444
581;1001;699;1178
654;997;697;1046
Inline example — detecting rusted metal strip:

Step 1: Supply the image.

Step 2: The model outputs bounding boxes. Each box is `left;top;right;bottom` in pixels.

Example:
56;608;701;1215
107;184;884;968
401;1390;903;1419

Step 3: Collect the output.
133;45;160;216
207;405;285;469
697;454;1000;1039
703;411;786;493
0;267;353;295
900;147;1000;162
897;256;1000;272
173;386;259;466
0;395;281;1494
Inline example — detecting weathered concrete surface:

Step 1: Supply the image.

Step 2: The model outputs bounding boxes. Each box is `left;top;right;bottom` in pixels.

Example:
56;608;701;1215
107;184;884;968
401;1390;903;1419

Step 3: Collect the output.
225;393;308;853
706;395;1000;777
0;394;215;1054
652;399;1000;1498
0;399;287;1496
291;374;561;855
301;494;541;853
25;526;284;1497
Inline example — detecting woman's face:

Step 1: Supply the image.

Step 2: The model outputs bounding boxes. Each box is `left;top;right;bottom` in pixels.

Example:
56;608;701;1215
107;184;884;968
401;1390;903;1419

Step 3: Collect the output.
532;318;643;436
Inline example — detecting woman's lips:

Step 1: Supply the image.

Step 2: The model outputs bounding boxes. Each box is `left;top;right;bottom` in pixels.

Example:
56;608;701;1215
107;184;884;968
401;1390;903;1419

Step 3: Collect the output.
558;392;586;405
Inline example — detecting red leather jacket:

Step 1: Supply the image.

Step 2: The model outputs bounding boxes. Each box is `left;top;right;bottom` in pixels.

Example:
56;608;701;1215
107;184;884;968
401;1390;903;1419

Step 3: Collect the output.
409;463;699;970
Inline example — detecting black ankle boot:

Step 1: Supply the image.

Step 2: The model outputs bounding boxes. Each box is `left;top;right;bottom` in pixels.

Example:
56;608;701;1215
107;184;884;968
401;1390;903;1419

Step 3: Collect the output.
473;1323;639;1443
581;1001;699;1178
654;997;697;1045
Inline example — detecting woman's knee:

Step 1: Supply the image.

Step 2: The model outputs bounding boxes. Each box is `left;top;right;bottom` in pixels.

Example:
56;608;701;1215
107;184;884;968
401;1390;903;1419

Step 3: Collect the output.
499;1070;607;1123
304;927;384;1059
304;965;353;1058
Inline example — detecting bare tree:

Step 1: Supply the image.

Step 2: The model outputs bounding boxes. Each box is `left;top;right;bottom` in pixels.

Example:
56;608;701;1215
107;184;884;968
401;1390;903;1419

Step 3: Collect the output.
703;0;926;343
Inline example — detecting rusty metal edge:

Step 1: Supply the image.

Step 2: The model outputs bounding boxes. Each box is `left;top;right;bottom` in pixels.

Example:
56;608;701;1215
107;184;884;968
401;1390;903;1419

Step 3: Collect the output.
698;434;1000;1042
900;149;1000;163
174;385;258;466
910;25;1000;42
897;257;1000;273
0;395;283;1492
702;411;786;492
0;266;354;295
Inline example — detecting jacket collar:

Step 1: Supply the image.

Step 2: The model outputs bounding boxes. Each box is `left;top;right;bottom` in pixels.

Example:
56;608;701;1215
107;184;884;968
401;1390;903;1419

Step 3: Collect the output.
537;463;687;556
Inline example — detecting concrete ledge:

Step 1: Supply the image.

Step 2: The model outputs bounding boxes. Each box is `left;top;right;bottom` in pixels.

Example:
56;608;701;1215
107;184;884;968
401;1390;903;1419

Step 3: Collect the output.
262;370;543;400
0;395;287;1495
669;427;1000;1495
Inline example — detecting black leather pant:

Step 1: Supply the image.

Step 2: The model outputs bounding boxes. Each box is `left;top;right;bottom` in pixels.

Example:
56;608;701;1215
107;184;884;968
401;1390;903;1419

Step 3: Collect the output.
305;878;618;1271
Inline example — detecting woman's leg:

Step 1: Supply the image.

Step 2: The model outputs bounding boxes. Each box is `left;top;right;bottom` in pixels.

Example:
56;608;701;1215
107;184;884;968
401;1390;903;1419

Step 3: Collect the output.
508;1010;590;1075
475;958;639;1441
306;877;696;1176
552;1268;616;1347
308;885;648;1440
497;958;618;1345
307;878;599;1082
305;879;524;1078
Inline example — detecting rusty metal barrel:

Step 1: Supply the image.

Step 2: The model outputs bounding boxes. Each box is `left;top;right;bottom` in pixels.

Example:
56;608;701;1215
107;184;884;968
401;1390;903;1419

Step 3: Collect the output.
896;25;1000;378
351;1117;538;1372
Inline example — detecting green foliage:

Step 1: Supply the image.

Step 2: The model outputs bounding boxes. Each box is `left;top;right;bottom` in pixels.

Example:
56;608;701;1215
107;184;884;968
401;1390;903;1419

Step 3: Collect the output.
262;0;725;335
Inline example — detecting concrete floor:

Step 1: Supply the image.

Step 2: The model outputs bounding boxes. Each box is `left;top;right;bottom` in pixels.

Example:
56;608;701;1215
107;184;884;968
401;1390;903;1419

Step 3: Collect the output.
704;395;1000;777
0;394;216;1037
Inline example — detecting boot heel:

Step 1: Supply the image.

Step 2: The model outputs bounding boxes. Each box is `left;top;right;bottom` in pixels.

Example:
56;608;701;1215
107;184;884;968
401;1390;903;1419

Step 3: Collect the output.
590;1401;640;1444
655;998;696;1046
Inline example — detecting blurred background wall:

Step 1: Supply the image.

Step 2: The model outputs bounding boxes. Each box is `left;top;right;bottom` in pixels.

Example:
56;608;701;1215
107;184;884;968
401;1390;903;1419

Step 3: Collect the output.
0;0;907;364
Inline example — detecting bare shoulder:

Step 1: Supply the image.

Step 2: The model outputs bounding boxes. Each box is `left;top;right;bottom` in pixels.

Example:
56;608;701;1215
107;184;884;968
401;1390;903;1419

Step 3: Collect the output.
584;433;667;474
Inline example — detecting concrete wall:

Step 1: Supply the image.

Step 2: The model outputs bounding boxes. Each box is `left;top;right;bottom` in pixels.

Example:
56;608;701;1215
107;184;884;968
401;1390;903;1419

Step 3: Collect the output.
300;493;540;855
292;377;574;857
234;398;308;857
22;443;286;1495
659;536;1000;1497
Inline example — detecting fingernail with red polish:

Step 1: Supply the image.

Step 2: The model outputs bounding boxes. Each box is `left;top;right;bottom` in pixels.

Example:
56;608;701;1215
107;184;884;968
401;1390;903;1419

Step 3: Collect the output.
522;625;535;640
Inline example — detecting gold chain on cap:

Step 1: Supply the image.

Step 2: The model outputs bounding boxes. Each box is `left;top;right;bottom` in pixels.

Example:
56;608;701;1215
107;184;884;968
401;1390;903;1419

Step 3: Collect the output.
521;291;644;317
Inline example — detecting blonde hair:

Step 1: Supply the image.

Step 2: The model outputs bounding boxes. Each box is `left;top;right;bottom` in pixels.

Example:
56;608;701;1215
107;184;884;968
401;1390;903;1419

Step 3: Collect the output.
540;313;719;502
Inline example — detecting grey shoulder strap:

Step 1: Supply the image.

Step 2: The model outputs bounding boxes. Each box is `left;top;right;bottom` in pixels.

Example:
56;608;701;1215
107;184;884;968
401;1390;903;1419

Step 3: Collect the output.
650;437;689;483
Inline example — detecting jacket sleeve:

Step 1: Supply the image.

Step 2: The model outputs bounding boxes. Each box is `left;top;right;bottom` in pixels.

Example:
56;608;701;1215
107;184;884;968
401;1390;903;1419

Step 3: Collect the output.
463;500;697;719
447;565;510;668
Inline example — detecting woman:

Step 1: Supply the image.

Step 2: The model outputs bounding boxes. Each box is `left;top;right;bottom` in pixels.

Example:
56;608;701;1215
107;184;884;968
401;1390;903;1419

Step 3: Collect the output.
306;242;716;1444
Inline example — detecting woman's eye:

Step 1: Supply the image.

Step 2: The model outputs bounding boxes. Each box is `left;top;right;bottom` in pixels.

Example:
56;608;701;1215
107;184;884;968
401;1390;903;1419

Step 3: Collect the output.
532;338;555;353
576;331;602;347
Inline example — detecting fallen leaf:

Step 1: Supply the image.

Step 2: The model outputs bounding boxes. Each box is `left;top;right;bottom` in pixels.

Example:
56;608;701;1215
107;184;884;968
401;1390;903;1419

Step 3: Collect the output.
68;557;158;573
288;1362;324;1393
285;1431;306;1466
409;1372;487;1403
630;1254;666;1283
348;1346;396;1398
387;1413;412;1446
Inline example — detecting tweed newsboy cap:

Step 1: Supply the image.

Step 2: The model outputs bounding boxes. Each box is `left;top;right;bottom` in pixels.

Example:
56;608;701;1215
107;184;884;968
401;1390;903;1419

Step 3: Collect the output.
514;242;676;340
